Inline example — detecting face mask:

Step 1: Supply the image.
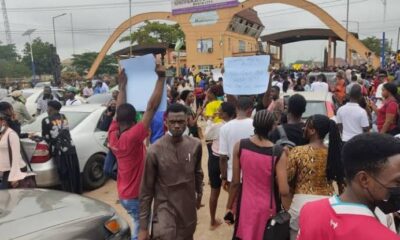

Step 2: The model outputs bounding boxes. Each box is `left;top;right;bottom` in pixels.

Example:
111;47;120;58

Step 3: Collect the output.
369;176;400;214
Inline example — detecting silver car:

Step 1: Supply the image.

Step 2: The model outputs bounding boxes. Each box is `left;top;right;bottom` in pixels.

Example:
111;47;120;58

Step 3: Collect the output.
0;189;130;239
21;104;109;190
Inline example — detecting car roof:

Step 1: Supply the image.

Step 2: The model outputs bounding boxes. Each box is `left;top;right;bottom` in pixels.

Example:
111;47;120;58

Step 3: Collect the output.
282;91;333;101
61;103;105;113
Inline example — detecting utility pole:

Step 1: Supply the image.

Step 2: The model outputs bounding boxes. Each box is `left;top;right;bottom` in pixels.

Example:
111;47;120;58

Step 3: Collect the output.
70;13;76;55
345;0;350;65
397;27;400;51
52;13;67;50
1;0;12;44
22;29;36;81
129;0;133;57
380;0;387;68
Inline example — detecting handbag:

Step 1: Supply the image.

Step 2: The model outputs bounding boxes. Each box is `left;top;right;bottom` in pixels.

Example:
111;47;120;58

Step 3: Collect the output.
8;134;37;188
263;145;290;240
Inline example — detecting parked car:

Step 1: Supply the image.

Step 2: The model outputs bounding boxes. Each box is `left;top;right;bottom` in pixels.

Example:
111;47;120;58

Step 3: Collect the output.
0;188;130;239
282;91;336;119
34;81;51;88
86;93;112;105
21;104;108;190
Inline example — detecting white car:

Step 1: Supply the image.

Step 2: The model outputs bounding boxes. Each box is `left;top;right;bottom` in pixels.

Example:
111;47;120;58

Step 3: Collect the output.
21;104;109;190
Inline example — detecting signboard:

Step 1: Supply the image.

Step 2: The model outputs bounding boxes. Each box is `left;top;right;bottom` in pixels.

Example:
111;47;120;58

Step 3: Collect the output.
190;11;219;26
172;0;239;15
224;55;270;95
120;54;167;112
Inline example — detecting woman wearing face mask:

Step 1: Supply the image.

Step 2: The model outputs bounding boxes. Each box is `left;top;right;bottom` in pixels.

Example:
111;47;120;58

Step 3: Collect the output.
0;102;26;138
296;133;400;240
0;113;28;189
282;114;345;240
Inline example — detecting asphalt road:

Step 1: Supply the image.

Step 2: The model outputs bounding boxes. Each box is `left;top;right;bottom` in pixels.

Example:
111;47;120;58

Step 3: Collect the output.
84;143;234;240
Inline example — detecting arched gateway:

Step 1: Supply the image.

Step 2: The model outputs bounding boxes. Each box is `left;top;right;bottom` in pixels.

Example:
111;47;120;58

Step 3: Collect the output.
87;0;379;78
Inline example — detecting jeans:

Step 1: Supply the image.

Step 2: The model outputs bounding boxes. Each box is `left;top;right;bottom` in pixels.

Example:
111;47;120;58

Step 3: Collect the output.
103;150;117;180
120;198;140;240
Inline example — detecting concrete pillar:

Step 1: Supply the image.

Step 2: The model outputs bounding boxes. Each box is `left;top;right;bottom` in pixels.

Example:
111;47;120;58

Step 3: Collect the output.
333;41;337;66
328;37;332;66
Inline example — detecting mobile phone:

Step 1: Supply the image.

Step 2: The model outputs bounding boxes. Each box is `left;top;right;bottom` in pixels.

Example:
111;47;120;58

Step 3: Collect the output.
224;211;235;224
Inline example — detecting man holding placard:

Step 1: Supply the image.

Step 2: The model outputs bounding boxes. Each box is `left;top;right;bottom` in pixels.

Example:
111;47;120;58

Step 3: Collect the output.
108;58;166;240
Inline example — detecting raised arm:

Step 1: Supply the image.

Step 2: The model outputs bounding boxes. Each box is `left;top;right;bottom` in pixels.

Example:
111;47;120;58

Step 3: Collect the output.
226;142;241;211
194;141;204;209
116;69;127;110
141;65;166;129
262;73;273;109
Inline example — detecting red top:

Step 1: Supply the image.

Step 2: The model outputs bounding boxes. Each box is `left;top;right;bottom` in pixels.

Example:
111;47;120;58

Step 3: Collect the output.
298;197;399;240
376;99;398;132
108;120;148;199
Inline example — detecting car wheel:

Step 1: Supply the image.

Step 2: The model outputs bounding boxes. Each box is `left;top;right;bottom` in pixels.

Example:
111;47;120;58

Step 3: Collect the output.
83;154;106;190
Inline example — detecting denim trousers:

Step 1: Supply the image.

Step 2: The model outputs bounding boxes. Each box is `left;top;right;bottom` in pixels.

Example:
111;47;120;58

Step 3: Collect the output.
103;150;117;180
120;198;140;240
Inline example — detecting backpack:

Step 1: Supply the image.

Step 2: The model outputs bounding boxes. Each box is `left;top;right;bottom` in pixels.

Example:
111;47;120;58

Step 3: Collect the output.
275;125;296;148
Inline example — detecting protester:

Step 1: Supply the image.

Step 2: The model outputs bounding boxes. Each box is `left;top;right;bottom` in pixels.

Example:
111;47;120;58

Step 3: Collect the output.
269;94;307;146
225;110;289;240
82;81;94;98
337;85;370;142
93;81;106;95
284;114;344;239
346;74;359;96
219;97;254;191
5;90;34;125
194;84;205;110
293;77;306;92
297;133;400;240
208;102;236;230
180;90;202;138
139;103;204;240
37;86;54;116
370;83;400;135
335;70;347;106
374;71;388;106
41;100;82;194
108;66;165;240
204;85;223;123
64;87;82;106
0;102;26;138
311;73;329;93
267;86;284;123
0;112;28;189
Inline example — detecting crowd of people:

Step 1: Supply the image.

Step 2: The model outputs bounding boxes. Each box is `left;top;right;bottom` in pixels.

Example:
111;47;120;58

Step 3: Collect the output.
1;61;400;240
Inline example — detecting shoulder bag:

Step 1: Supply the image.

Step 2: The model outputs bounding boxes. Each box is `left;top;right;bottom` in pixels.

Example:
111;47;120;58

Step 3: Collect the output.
263;145;290;240
8;134;37;188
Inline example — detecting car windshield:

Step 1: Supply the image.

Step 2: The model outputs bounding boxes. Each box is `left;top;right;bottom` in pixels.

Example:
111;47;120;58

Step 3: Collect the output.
303;101;327;119
86;93;112;104
22;111;90;133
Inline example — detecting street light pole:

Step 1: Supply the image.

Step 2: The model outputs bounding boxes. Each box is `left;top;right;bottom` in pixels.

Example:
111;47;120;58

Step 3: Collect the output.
345;0;350;65
22;29;36;82
70;13;76;55
129;0;133;57
52;13;67;50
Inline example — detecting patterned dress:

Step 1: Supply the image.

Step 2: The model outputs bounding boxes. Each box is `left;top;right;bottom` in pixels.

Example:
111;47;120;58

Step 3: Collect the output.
42;113;82;194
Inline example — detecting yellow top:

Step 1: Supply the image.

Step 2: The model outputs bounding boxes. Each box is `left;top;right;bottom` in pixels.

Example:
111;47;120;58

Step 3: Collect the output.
287;145;334;196
204;100;223;123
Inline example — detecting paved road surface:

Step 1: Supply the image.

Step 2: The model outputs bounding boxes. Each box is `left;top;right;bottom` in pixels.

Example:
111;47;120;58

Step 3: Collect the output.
84;143;234;240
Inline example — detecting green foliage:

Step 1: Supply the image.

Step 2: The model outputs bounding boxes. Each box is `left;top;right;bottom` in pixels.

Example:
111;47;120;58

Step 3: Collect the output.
361;36;390;56
0;42;30;78
72;52;118;76
119;20;184;45
22;38;55;75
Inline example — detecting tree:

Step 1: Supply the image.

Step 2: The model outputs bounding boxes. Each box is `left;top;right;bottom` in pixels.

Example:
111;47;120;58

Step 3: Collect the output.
119;20;184;45
0;42;19;61
22;38;55;76
361;36;390;56
0;42;30;78
72;52;118;76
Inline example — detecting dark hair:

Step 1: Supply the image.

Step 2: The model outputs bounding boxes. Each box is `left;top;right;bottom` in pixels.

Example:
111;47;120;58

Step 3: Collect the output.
170;89;180;103
220;102;236;119
166;103;188;115
288;94;306;118
283;80;290;93
309;76;316;84
180;90;192;102
271;85;280;94
343;133;400;180
361;72;366;79
116;103;137;124
318;74;327;83
253;110;275;140
307;114;344;183
383;83;400;102
349;84;362;100
237;97;253;111
0;101;12;113
47;100;62;111
351;75;358;82
210;85;224;97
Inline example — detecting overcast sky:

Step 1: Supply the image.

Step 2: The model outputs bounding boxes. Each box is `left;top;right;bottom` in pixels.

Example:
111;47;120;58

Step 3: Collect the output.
1;0;399;64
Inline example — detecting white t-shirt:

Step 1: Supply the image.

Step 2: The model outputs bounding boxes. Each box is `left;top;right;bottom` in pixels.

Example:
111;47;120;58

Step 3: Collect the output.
310;81;329;93
375;82;385;107
66;99;82;106
336;102;369;141
219;118;254;182
272;81;283;92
